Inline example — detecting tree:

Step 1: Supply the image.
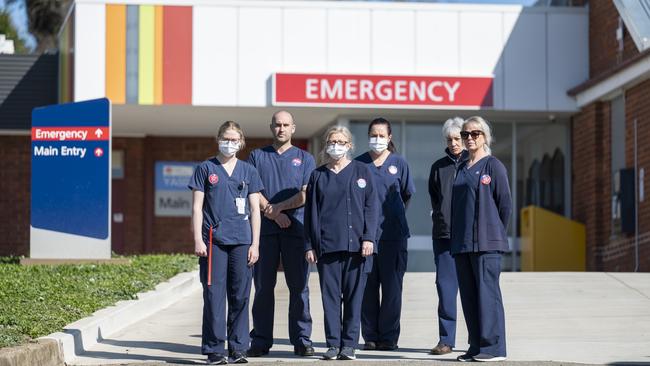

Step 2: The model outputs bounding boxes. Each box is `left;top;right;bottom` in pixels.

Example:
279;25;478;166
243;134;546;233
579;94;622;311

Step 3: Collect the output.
6;0;72;53
0;10;28;53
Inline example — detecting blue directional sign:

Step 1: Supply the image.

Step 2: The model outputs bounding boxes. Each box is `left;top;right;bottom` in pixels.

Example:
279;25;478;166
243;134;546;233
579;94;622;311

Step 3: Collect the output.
31;98;111;240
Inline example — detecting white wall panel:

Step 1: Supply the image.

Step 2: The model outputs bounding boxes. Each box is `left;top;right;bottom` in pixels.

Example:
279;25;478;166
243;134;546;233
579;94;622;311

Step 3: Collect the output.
74;3;105;101
548;13;588;111
327;9;371;73
504;12;547;110
238;7;282;106
459;12;502;76
283;8;327;72
415;11;459;75
371;9;415;74
459;12;503;108
193;6;237;106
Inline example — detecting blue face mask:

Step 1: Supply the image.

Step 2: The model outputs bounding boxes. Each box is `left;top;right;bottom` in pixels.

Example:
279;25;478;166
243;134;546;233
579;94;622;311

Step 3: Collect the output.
326;144;349;160
218;141;240;157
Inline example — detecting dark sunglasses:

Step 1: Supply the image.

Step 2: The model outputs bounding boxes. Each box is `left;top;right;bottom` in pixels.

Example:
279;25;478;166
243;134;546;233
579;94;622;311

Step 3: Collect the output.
460;130;484;140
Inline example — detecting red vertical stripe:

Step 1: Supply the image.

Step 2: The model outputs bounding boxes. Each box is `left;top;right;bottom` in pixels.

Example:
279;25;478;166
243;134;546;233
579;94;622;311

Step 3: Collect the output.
163;6;192;104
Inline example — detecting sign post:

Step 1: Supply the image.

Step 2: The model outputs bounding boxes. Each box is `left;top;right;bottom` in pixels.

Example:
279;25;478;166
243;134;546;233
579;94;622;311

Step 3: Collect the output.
30;98;112;259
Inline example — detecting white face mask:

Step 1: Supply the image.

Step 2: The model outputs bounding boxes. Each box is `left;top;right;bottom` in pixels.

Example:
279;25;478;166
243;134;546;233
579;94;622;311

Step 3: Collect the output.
368;137;389;153
326;144;349;160
218;141;240;157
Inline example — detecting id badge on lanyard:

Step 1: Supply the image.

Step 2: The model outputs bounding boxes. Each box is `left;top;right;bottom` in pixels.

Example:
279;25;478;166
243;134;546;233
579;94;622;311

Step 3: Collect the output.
236;181;247;214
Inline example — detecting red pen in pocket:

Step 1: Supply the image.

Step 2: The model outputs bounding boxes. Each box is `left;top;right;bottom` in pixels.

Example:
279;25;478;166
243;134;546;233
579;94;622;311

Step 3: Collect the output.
208;225;213;286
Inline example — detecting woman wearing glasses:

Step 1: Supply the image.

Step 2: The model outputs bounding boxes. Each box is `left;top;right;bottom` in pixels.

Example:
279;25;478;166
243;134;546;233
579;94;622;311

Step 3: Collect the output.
451;116;512;362
355;117;415;351
189;121;264;365
304;125;379;361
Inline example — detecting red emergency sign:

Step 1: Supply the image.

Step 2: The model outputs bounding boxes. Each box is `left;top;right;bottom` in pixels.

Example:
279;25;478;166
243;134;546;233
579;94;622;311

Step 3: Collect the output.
273;73;493;108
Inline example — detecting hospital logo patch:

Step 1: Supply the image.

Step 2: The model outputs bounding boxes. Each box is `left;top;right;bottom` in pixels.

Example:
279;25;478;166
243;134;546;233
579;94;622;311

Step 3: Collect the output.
209;174;219;185
292;158;302;167
388;165;398;175
357;178;367;188
480;174;491;185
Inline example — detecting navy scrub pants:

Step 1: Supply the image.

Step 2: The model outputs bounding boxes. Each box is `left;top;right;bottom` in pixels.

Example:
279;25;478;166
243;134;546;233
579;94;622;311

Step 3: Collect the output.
454;252;506;357
432;238;459;347
200;243;252;356
251;234;312;349
317;251;371;349
361;239;407;345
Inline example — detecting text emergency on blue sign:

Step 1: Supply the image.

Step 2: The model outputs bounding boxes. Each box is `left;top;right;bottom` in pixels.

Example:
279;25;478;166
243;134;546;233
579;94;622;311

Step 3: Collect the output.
31;98;111;240
155;161;199;217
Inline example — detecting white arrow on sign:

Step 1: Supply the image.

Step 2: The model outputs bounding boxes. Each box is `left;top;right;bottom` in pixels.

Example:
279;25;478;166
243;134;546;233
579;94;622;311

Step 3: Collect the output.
95;128;103;138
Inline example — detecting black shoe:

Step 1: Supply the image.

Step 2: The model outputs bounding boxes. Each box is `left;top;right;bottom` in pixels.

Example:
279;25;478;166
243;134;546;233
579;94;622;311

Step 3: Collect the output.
337;347;356;360
363;341;377;350
206;353;227;365
322;347;339;360
246;346;269;357
294;344;315;356
457;353;476;362
230;351;248;363
376;341;398;351
473;353;506;362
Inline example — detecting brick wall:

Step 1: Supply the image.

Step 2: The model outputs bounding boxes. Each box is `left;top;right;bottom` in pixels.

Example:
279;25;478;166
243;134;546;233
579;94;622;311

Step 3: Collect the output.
589;0;641;78
571;102;611;271
0;136;31;256
112;138;145;254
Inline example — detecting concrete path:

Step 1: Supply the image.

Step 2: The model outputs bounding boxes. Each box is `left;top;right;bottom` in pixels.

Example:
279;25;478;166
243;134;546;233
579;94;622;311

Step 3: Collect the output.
69;272;650;365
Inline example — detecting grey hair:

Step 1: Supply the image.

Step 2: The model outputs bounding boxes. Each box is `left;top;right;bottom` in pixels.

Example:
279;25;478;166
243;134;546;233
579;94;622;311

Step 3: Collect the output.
318;125;354;164
463;116;493;155
441;116;465;142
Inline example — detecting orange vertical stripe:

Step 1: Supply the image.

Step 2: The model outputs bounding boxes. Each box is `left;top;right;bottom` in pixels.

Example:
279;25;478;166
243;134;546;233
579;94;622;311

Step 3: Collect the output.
154;6;163;105
106;4;126;104
163;6;192;104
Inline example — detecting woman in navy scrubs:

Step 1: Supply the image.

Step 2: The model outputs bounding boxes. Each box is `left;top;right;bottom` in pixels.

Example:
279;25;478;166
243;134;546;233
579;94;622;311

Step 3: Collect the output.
189;121;264;365
451;116;512;362
355;118;415;351
304;126;379;361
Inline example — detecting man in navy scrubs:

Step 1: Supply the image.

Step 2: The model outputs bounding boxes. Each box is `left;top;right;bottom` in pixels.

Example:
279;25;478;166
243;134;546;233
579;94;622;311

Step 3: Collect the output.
247;110;316;357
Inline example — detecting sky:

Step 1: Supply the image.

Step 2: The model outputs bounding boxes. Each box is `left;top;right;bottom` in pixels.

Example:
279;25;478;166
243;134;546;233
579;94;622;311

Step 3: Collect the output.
0;0;539;53
0;0;36;50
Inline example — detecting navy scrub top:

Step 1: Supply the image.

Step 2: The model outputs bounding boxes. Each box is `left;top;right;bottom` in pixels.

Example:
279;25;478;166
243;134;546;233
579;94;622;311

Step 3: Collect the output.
247;146;316;237
355;152;415;241
305;160;379;256
188;157;264;246
451;156;489;248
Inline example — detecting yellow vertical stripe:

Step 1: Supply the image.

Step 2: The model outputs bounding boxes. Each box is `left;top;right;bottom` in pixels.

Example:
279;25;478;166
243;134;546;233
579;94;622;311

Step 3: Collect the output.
138;5;155;104
154;6;163;105
105;4;126;104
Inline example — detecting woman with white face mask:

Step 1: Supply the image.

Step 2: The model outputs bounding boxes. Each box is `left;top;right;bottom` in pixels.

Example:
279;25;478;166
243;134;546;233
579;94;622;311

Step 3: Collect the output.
189;121;263;365
354;118;415;351
304;126;379;361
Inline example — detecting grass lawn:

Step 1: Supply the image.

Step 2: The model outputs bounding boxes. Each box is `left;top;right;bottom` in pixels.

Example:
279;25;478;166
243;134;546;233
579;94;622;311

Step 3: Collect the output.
0;254;197;348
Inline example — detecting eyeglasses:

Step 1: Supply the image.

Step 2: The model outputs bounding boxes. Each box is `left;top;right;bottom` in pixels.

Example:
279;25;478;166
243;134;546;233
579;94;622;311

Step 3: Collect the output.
326;140;349;146
219;138;240;143
460;130;484;140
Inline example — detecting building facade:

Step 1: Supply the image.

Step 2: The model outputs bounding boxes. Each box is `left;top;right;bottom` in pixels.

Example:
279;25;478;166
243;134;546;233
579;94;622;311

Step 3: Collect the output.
0;0;646;271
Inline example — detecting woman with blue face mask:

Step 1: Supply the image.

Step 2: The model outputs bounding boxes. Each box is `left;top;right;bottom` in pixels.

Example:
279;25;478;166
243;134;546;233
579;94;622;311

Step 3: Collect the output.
304;125;379;361
355;118;415;351
189;121;264;365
